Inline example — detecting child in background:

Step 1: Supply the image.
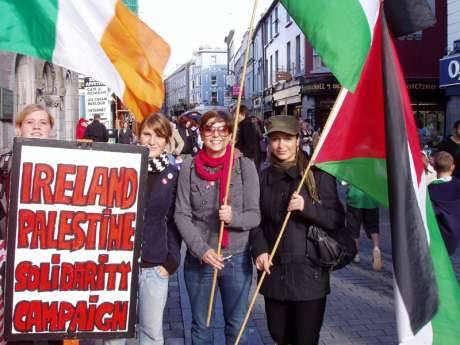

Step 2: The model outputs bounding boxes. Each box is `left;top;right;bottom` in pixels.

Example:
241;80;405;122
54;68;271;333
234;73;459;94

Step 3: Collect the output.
428;151;460;256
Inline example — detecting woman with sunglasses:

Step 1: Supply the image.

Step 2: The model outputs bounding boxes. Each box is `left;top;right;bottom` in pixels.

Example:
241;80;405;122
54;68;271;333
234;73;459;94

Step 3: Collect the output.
174;110;260;345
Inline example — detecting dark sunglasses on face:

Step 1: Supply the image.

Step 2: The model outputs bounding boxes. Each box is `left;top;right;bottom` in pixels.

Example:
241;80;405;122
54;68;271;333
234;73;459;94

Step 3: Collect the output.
202;125;229;137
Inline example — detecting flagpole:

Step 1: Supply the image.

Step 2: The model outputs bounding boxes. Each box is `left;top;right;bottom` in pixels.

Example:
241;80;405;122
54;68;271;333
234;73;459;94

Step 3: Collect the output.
206;0;260;328
233;87;348;345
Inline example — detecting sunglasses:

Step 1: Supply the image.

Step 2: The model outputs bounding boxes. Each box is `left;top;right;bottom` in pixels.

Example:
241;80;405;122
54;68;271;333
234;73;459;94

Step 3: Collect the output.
202;125;230;137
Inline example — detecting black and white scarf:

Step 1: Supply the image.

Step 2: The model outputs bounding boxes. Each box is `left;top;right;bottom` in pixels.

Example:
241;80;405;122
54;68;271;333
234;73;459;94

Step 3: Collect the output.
148;152;169;173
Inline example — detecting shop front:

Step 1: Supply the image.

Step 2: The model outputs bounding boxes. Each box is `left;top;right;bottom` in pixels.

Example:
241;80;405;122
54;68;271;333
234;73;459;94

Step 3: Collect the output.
272;85;302;118
440;54;460;140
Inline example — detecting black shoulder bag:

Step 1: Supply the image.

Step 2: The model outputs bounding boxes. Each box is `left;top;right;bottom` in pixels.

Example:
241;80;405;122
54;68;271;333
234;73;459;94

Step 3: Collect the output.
307;225;356;271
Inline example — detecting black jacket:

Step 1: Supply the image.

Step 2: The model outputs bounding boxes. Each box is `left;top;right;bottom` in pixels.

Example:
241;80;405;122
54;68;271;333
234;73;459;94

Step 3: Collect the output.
84;120;109;142
142;164;182;274
251;165;345;301
236;117;261;165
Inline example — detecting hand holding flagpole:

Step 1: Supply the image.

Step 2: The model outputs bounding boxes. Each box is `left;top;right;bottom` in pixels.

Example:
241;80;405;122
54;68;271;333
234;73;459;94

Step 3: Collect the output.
205;0;260;328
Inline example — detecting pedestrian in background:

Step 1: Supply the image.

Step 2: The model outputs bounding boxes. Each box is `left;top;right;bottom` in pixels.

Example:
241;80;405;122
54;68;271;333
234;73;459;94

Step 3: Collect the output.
236;105;261;170
345;185;382;271
437;120;460;179
300;120;314;157
428;151;460;256
104;113;182;345
75;117;88;140
177;114;195;156
166;120;185;166
174;110;260;345
118;120;134;144
84;113;109;142
251;115;345;345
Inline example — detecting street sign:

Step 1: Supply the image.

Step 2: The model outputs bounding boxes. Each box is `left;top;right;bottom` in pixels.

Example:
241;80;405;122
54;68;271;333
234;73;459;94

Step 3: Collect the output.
439;55;460;87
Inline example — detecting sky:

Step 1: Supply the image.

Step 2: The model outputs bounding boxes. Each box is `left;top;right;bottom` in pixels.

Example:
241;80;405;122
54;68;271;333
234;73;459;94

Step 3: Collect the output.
138;0;273;77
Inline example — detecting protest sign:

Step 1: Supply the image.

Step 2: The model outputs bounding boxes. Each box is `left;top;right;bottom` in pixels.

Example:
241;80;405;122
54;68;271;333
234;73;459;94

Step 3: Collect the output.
4;138;148;340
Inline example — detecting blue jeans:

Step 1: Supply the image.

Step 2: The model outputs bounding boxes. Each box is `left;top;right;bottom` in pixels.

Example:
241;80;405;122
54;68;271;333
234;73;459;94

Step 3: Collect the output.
184;251;253;345
104;266;169;345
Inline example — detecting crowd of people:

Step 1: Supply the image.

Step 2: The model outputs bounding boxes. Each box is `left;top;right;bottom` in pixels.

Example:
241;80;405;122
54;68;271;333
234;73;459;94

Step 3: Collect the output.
1;104;459;345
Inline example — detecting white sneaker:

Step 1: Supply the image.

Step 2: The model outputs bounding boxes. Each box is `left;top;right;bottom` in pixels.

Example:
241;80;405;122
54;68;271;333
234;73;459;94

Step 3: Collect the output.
373;247;382;271
353;254;360;263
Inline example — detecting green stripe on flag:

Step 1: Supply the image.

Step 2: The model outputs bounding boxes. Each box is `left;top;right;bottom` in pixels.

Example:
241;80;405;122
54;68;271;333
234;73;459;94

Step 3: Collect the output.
0;0;58;61
316;157;387;206
280;0;372;91
426;198;460;345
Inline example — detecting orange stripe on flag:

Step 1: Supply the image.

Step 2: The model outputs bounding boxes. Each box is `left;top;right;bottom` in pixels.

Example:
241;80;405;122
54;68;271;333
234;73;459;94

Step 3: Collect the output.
101;0;170;121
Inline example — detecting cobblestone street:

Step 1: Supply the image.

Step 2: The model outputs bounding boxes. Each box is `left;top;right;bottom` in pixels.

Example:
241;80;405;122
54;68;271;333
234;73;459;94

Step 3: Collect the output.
157;207;460;345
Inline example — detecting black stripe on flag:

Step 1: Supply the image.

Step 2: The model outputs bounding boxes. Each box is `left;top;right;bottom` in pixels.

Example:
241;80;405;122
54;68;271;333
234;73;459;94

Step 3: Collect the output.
381;17;438;334
384;0;436;37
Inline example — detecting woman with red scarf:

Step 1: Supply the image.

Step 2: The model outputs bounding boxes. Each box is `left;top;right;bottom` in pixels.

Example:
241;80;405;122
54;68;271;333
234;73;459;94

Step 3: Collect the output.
174;110;260;345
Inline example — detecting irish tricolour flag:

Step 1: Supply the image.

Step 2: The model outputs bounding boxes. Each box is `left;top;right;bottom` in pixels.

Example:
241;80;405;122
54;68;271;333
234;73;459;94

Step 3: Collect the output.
0;0;170;121
281;0;460;344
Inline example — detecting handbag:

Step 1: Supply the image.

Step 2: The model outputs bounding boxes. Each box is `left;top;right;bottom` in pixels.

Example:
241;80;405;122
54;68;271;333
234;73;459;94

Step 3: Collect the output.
307;225;356;271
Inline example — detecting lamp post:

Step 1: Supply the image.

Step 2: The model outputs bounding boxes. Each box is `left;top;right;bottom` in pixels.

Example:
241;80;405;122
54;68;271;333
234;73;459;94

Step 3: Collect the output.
224;30;235;109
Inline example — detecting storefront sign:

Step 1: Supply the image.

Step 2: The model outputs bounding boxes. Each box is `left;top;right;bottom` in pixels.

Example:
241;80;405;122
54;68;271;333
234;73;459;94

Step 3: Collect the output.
440;55;460;87
4;138;147;341
84;77;112;126
301;82;341;94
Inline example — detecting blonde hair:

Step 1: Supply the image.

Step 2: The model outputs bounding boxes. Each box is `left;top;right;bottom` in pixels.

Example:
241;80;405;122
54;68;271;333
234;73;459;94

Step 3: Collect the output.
15;104;54;128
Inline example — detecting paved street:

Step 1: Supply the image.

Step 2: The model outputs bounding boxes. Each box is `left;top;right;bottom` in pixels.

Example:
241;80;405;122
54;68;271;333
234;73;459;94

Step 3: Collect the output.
111;206;460;345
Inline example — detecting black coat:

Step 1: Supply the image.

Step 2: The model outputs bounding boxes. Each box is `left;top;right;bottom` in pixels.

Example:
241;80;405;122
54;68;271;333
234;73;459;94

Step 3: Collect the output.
251;165;345;301
142;165;182;274
84;120;109;142
236;117;261;166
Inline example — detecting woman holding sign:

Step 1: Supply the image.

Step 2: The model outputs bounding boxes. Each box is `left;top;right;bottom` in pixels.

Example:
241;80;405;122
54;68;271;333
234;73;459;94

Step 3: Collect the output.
174;110;260;345
0;104;55;344
250;115;344;345
105;112;182;345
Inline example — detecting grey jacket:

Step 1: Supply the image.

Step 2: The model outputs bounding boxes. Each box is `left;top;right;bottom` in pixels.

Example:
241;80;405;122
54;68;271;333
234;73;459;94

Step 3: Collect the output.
174;156;261;259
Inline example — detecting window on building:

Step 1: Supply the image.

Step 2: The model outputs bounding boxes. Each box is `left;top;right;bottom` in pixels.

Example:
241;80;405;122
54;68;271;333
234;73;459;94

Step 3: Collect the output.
269;15;273;39
263;22;268;45
264;58;268;87
211;55;217;64
286;12;291;23
211;91;218;105
275;50;279;74
286;41;291;73
295;35;301;74
274;6;279;35
313;49;324;70
270;55;273;85
211;75;217;86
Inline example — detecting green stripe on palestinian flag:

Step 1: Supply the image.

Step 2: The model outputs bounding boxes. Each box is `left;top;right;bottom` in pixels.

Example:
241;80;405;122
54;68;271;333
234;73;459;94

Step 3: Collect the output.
280;0;379;91
0;0;170;121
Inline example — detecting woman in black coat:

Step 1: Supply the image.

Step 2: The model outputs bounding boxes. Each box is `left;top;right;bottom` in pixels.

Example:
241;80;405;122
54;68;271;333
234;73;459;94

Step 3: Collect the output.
251;115;345;345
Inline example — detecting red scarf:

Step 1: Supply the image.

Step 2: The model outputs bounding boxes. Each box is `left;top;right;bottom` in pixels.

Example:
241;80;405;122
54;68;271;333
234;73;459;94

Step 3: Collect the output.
195;145;234;247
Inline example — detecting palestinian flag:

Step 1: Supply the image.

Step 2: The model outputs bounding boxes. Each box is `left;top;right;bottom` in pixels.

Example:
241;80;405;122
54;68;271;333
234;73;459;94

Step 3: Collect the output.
280;0;460;344
0;0;170;121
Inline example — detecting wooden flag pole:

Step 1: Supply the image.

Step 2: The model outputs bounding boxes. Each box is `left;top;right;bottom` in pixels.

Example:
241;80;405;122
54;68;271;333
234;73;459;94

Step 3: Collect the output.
205;0;260;328
233;88;348;345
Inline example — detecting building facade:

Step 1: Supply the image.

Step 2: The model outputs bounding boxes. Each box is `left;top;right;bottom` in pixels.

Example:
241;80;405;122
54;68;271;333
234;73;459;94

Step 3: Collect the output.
164;61;191;117
165;47;227;116
440;0;460;135
0;53;79;150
